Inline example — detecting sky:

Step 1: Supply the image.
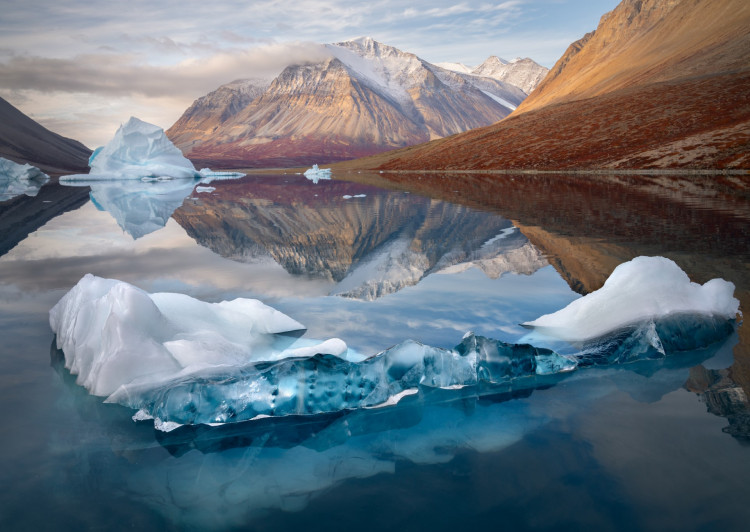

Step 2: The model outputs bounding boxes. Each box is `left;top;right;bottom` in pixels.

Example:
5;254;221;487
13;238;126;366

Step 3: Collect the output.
0;0;619;148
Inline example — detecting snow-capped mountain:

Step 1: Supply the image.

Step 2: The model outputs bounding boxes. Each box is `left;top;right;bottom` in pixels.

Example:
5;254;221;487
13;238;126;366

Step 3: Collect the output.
437;56;549;95
167;38;530;168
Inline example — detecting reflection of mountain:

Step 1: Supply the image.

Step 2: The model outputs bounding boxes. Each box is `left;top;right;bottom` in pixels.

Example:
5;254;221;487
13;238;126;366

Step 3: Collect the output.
685;366;750;442
172;175;546;299
358;169;750;431
0;181;90;257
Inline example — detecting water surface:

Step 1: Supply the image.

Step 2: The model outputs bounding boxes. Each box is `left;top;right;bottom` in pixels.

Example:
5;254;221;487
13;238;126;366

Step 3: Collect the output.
0;172;748;531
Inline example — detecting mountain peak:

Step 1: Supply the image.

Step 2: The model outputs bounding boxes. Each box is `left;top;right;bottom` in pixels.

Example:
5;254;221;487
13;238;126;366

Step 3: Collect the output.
471;56;549;94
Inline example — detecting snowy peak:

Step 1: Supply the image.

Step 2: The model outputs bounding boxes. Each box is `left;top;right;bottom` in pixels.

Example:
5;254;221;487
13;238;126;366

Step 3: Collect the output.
471;56;549;94
167;38;538;167
434;62;473;74
473;56;510;74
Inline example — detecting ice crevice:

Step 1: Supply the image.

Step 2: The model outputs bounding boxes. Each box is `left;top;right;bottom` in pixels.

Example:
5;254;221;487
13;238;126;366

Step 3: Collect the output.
49;257;740;431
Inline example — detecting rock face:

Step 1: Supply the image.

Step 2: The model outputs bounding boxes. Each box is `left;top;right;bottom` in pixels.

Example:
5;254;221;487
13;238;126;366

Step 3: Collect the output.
0;97;91;173
353;0;750;170
166;38;528;168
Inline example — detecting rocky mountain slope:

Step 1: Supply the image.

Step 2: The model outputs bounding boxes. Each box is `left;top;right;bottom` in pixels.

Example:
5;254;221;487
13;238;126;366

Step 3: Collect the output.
343;0;750;170
0;97;91;173
166;38;528;168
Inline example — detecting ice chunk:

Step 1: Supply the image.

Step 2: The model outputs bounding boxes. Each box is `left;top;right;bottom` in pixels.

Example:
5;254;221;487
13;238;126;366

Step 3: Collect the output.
303;164;332;184
195;186;215;193
197;168;246;182
60;117;244;181
0;157;49;198
523;256;739;342
49;274;324;398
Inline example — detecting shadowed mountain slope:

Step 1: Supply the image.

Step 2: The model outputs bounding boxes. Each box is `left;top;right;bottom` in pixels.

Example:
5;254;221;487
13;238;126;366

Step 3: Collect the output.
0;97;91;173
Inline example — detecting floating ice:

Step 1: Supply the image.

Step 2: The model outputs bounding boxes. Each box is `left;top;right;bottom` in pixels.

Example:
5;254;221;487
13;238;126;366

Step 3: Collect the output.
523;256;739;342
48;274;341;398
60;117;246;182
195;186;215;193
303;164;332;184
50;257;738;431
0;157;49;198
57;120;245;236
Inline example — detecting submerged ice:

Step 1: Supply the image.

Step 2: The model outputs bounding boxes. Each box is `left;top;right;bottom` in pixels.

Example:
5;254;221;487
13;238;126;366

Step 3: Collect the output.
49;257;739;431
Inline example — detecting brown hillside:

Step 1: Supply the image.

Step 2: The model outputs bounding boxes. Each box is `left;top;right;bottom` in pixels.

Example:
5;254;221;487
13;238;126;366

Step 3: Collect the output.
339;0;750;171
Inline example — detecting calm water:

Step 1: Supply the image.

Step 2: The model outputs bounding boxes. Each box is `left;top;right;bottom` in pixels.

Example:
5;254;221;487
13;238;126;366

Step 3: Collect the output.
0;172;748;531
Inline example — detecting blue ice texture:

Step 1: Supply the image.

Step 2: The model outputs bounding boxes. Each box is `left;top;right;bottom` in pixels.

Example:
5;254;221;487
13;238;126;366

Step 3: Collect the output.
49;257;740;431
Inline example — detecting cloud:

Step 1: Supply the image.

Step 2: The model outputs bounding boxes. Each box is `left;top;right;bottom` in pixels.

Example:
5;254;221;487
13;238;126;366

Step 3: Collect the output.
0;42;331;99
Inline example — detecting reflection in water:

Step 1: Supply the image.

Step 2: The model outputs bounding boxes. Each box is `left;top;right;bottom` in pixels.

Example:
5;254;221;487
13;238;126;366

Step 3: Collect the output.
173;175;547;300
2;171;750;531
685;364;750;442
47;329;728;530
0;181;90;257
61;178;208;239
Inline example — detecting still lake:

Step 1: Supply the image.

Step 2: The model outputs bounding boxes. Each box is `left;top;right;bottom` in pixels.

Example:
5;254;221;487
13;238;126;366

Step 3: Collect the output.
0;171;748;531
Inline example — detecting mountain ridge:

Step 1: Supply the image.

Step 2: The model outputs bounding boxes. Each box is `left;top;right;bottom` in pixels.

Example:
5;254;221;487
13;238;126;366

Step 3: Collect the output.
338;0;750;170
167;38;533;168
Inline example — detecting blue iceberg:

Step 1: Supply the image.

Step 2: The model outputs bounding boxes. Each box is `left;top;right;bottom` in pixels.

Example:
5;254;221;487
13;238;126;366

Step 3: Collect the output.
49;257;740;431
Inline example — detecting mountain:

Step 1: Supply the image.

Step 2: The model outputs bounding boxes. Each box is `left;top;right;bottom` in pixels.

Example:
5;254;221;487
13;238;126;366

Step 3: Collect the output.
0;97;91;173
345;0;750;170
166;78;271;155
438;56;549;95
166;38;528;168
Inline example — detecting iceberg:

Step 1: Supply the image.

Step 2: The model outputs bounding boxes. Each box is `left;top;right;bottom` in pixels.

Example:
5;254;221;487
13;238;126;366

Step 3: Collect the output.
0;157;49;199
523;256;738;331
60;117;246;182
303;164;332;184
49;274;343;398
523;256;739;365
49;257;738;431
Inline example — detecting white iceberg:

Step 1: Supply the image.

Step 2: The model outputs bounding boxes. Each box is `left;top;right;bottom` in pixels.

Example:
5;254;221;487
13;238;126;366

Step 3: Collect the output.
0;157;49;198
303;164;332;184
60;117;245;182
49;274;347;399
523;256;740;342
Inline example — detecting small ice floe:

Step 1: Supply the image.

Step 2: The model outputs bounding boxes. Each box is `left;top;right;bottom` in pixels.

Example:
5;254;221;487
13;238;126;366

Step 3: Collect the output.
303;164;332;184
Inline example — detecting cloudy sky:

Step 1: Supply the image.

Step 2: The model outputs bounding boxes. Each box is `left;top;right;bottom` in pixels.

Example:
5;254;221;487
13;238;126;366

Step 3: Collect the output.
0;0;618;148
